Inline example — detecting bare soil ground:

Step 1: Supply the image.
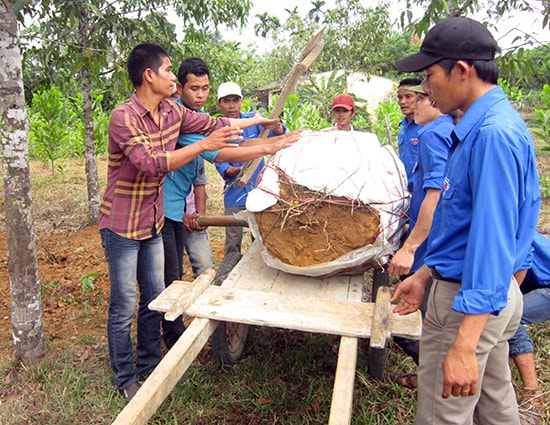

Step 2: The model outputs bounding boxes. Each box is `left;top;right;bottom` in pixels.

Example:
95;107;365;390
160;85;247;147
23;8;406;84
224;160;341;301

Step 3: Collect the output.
1;156;550;424
0;159;230;349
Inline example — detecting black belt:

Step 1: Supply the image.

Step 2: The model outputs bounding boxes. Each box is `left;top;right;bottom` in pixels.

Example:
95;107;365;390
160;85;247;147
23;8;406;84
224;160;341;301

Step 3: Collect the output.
429;267;461;283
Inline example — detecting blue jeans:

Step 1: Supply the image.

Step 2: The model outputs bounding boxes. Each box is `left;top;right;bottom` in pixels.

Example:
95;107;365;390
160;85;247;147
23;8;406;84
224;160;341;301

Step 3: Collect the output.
508;275;550;357
100;229;164;389
182;226;213;278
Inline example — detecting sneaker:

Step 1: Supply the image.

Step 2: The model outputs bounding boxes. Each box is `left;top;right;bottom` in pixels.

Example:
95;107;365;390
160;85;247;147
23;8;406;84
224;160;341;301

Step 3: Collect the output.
118;381;141;402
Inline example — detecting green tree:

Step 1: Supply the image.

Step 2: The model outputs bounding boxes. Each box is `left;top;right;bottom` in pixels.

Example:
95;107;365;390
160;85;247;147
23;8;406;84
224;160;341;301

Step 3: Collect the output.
28;88;74;171
254;12;281;38
307;0;326;24
14;0;252;224
402;0;549;37
316;0;394;82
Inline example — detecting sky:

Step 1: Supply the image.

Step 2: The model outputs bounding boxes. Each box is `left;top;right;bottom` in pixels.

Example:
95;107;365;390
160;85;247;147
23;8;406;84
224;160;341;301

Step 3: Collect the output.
221;0;549;53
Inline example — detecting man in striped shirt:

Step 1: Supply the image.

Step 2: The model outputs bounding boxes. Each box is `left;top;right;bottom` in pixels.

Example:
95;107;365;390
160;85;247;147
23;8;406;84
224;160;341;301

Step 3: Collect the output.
99;43;294;401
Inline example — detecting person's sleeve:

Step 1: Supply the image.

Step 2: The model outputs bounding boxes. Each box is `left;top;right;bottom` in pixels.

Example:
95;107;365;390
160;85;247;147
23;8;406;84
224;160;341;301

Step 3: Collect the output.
421;130;452;191
178;106;230;135
177;133;219;162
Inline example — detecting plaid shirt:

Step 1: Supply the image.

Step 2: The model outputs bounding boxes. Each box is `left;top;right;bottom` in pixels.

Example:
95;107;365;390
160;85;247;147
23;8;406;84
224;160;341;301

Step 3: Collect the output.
99;93;229;240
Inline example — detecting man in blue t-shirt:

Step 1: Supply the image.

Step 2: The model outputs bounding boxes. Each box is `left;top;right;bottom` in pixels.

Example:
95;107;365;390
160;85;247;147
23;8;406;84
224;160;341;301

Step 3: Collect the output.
392;17;540;424
162;61;298;350
215;82;286;256
397;78;423;193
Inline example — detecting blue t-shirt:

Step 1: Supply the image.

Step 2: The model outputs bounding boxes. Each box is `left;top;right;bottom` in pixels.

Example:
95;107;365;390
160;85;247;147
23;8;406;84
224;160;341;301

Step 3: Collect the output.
215;111;286;208
522;232;550;288
425;86;541;315
164;102;219;222
409;114;454;272
397;117;422;191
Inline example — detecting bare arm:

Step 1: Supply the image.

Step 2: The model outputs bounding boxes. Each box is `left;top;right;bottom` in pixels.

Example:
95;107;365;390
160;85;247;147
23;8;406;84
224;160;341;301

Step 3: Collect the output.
442;313;489;399
391;264;432;314
193;184;207;216
215;130;302;162
238;133;288;147
167;127;242;171
185;184;208;232
229;116;281;130
388;188;440;276
224;165;243;178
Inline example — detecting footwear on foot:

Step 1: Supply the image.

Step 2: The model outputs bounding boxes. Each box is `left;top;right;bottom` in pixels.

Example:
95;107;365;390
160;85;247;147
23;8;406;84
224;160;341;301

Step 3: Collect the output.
394;373;418;389
118;381;141;402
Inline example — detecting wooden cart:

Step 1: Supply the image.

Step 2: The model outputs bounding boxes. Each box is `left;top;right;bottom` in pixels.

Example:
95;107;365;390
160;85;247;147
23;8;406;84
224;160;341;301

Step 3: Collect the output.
112;241;421;425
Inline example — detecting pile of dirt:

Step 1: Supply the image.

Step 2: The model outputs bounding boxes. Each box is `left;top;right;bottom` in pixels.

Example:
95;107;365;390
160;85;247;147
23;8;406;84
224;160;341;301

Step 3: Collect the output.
254;178;380;267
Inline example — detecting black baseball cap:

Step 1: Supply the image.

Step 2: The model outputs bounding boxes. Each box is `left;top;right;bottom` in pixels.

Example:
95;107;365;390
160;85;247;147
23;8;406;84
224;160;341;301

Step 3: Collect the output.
395;17;500;72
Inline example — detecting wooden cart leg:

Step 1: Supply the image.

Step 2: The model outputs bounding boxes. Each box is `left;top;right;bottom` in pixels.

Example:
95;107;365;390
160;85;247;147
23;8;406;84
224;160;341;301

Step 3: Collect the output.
112;318;219;425
328;336;358;425
368;286;392;380
369;268;390;380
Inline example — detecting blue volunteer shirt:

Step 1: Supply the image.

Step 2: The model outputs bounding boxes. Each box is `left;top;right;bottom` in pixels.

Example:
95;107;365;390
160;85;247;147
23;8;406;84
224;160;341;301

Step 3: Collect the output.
398;117;422;191
215;111;286;208
164;102;219;222
425;86;540;315
409;114;454;272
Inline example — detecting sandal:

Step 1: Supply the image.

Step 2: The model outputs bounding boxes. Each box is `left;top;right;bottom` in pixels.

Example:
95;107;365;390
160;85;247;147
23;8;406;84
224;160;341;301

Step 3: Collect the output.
394;373;418;389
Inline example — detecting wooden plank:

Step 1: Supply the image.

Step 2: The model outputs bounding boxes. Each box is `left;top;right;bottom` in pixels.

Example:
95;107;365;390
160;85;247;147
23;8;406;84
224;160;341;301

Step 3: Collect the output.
370;286;392;349
150;283;421;339
328;336;358;425
112;318;218;425
219;241;364;301
222;241;280;291
148;269;215;319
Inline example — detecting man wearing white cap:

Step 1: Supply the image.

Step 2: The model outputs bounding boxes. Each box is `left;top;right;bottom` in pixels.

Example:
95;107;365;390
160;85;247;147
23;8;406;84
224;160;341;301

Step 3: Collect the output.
215;82;286;256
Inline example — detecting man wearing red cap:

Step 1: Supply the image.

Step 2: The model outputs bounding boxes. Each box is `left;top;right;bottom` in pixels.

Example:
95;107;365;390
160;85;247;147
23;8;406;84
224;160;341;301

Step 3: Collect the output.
391;17;540;424
331;94;356;131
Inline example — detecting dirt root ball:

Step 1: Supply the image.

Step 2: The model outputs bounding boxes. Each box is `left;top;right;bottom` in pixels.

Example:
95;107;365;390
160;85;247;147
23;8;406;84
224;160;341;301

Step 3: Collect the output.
246;130;409;277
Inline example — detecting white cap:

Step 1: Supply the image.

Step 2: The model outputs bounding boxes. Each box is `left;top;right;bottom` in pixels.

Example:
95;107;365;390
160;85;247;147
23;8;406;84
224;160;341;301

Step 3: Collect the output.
217;82;242;101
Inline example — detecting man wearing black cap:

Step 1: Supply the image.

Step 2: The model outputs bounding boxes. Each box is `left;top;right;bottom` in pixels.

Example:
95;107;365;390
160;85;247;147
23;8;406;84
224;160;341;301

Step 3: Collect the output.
391;17;540;424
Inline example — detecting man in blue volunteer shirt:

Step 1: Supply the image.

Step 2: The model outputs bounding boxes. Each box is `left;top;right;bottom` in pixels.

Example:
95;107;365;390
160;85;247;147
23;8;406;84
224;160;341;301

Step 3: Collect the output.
397;78;423;193
391;17;540;424
215;82;286;256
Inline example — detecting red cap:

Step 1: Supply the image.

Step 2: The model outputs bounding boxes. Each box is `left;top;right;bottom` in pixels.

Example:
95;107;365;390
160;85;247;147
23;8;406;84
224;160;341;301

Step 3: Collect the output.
332;94;355;111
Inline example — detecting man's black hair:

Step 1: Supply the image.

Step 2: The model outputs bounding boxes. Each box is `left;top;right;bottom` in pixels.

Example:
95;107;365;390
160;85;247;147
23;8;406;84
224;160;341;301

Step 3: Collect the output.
127;43;169;89
178;57;210;86
398;77;422;88
437;59;498;85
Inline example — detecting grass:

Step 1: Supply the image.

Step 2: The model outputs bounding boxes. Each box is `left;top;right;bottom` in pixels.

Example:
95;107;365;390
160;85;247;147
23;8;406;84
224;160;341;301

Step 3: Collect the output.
1;150;550;424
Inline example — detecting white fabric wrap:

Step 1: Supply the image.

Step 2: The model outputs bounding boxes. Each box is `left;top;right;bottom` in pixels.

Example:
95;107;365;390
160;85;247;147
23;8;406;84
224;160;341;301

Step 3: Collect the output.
245;130;410;277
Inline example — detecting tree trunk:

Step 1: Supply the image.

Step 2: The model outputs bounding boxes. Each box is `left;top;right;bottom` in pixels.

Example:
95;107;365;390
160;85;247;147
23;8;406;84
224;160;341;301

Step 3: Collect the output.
0;0;48;361
78;2;100;224
81;65;100;224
